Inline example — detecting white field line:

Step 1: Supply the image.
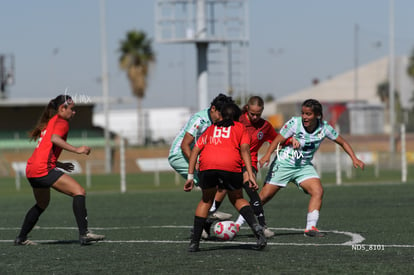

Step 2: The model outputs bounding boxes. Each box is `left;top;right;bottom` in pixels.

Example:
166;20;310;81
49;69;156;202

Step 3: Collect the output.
1;225;413;248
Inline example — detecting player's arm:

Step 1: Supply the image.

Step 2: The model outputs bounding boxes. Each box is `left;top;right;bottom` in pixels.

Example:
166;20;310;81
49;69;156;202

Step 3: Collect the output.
259;134;288;167
51;134;91;155
184;145;201;192
333;135;365;170
240;143;258;190
180;132;195;160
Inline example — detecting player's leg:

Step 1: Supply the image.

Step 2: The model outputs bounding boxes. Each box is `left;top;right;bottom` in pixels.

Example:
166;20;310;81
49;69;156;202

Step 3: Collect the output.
259;182;282;205
15;188;50;245
299;177;325;237
241;168;265;223
52;174;105;244
227;189;266;250
207;189;232;220
295;164;325;237
235;168;283;236
241;182;276;237
189;187;216;252
235;170;253;227
170;155;232;220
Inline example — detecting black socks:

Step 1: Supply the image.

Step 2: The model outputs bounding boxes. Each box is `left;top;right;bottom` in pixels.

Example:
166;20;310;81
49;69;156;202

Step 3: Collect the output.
239;205;259;228
73;195;88;235
191;216;206;243
18;204;44;239
243;182;266;226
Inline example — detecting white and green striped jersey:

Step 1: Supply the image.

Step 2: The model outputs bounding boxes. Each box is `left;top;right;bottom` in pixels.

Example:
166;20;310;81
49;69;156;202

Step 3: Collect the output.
276;116;339;166
168;108;212;159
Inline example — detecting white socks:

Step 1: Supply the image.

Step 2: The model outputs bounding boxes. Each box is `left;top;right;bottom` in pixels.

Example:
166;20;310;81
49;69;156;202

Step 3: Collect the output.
305;210;320;230
235;214;246;226
209;201;217;213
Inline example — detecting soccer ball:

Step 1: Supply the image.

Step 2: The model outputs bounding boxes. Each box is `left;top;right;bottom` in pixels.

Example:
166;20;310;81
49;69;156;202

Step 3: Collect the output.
214;221;237;241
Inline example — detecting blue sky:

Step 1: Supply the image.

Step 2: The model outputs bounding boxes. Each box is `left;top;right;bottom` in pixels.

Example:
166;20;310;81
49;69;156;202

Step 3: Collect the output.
1;0;413;110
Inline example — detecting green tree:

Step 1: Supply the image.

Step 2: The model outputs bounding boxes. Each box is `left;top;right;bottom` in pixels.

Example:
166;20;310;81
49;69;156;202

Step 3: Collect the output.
406;47;414;131
376;81;404;126
119;30;155;144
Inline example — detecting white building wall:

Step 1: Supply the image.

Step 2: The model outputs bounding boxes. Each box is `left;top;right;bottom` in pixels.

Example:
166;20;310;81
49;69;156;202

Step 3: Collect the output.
93;107;191;145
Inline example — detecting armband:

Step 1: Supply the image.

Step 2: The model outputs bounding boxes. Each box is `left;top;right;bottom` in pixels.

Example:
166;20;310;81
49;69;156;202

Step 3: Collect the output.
187;174;194;180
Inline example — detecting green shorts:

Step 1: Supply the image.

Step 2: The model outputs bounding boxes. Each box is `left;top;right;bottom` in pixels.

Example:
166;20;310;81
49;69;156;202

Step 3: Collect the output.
264;161;319;188
168;155;199;185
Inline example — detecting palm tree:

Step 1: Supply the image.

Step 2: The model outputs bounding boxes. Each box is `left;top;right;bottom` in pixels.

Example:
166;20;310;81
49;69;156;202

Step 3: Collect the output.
119;30;155;145
407;48;414;79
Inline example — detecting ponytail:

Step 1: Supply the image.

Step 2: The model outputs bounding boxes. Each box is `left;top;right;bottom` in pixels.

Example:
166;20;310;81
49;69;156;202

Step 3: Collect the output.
29;94;72;140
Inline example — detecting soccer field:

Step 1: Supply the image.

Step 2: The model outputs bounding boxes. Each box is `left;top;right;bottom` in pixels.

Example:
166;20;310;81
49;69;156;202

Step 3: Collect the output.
0;175;413;274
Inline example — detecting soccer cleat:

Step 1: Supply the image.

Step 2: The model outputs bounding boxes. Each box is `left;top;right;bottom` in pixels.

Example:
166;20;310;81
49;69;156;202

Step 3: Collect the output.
207;210;233;221
304;226;326;237
263;226;275;238
236;224;240;233
14;237;37;246
79;231;105;245
252;224;267;250
188;241;200;252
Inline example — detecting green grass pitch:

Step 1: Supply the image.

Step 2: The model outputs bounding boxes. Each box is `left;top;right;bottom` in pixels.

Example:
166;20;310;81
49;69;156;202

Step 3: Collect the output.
0;172;413;274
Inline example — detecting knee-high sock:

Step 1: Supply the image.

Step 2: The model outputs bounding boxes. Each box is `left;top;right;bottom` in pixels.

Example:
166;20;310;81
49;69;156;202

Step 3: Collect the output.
239;205;258;229
192;216;206;243
73;195;88;235
243;182;266;226
18;204;44;239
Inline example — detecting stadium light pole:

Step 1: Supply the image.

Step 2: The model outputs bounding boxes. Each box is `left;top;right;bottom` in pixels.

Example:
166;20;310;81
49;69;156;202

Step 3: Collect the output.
100;0;112;173
388;0;395;154
354;23;359;101
196;0;208;110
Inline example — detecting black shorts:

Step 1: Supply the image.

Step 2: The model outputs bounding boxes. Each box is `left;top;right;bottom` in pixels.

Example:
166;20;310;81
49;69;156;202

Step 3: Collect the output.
241;166;257;176
198;170;243;191
27;168;64;188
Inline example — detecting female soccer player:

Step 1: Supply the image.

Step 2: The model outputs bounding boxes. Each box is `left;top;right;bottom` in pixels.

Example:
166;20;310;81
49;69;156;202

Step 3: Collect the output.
14;95;104;245
234;96;278;237
259;99;365;237
184;103;266;252
168;93;234;238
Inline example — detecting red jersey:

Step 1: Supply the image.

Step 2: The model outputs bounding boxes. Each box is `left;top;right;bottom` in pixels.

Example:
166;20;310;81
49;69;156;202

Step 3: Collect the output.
26;115;69;178
239;112;277;170
196;121;250;173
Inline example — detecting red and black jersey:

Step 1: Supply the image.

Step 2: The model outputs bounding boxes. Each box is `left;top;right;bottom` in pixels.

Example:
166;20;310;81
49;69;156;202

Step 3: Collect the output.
196;121;250;173
239;112;277;170
26;115;69;178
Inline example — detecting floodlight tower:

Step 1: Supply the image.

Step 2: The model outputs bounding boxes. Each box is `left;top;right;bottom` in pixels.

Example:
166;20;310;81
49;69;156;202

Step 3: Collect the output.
155;0;249;110
0;53;15;98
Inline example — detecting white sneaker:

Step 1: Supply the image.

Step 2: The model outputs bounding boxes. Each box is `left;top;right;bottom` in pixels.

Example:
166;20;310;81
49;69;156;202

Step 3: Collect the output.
264;227;275;238
208;211;233;221
14;237;38;246
80;231;105;245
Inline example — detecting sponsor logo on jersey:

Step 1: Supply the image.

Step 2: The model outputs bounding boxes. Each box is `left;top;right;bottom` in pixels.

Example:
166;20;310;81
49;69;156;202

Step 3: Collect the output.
317;130;325;139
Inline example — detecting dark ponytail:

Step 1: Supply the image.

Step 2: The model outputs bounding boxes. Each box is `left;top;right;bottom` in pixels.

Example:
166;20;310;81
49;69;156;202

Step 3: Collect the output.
29;94;72;140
